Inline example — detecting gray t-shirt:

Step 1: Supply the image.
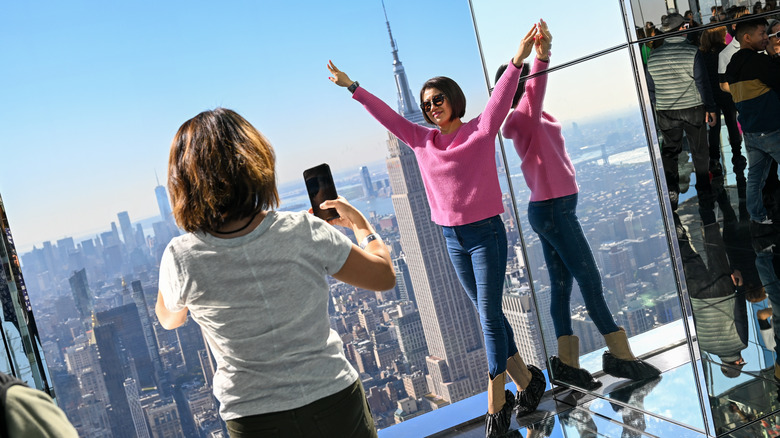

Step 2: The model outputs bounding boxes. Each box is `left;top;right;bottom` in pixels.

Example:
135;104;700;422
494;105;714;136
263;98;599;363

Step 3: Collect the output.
159;210;357;420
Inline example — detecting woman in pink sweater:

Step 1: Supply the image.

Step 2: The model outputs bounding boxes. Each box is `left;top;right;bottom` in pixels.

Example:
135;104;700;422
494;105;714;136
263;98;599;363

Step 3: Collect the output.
497;21;660;390
328;23;544;437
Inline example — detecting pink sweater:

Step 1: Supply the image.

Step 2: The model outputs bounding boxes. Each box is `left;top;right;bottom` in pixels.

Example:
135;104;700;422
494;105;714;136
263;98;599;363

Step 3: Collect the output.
501;56;578;202
352;62;522;226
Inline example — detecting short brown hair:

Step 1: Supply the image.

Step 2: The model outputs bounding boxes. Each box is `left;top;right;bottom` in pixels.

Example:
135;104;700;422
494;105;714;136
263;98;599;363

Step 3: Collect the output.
168;108;279;232
420;77;466;125
699;26;727;52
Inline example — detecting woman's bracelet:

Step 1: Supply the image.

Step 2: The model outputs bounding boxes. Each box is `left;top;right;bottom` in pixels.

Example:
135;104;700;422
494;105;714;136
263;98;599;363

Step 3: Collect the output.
359;233;382;249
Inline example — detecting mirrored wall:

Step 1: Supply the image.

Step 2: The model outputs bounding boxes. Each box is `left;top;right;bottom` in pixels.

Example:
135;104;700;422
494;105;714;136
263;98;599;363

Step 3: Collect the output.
471;0;780;435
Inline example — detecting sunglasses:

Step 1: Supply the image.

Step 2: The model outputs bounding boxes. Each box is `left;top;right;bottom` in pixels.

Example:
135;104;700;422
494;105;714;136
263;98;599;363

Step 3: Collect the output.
420;93;446;112
770;31;780;38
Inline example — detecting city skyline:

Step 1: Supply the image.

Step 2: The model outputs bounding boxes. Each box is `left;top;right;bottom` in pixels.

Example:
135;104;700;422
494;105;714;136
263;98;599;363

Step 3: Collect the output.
2;1;645;253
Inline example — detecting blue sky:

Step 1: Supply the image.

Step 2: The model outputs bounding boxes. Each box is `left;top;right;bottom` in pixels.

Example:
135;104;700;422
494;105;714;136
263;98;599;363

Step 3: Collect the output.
1;0;651;251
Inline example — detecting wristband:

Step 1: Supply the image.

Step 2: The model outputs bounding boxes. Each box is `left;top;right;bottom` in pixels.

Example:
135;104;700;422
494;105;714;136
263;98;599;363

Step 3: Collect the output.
348;81;360;94
359;233;381;249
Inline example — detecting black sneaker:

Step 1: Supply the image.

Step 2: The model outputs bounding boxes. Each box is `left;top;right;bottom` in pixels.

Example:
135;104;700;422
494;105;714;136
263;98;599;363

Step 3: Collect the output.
550;356;602;390
516;365;545;416
602;351;661;381
485;390;515;438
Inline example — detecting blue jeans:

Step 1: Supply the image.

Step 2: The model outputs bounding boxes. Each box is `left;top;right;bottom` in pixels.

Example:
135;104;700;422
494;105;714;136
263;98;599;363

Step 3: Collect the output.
527;193;620;338
744;129;780;223
754;250;780;366
441;215;517;378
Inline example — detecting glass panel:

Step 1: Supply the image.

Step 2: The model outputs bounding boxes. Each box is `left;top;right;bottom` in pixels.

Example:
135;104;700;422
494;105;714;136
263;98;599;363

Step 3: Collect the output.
470;0;628;79
470;0;704;431
629;0;776;42
626;0;780;434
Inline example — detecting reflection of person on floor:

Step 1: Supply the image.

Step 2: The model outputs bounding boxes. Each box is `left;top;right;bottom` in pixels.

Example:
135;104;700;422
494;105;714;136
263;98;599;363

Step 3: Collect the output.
496;22;660;391
328;23;545;437
608;377;662;438
647;13;718;226
678;220;749;370
560;409;597;438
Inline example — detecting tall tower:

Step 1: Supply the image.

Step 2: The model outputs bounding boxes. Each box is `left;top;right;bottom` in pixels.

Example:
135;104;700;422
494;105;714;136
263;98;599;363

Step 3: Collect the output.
360;166;376;197
117;211;135;251
380;3;486;403
154;172;174;226
69;268;93;323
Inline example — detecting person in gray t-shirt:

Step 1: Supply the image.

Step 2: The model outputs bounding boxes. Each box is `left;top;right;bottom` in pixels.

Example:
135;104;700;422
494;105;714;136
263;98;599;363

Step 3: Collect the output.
156;108;395;438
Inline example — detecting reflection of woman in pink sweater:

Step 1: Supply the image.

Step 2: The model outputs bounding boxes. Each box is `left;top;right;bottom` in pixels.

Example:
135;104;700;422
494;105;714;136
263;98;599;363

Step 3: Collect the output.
497;21;660;390
328;24;544;437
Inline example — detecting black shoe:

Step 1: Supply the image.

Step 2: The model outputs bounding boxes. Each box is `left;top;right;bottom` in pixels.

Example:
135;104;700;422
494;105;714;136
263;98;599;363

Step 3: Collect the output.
602;351;661;381
485;390;515;438
750;220;778;253
550;356;602;390
515;365;545;416
710;159;723;178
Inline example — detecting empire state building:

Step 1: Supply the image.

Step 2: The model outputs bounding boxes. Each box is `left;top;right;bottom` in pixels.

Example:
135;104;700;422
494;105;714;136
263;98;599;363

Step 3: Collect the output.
381;4;486;403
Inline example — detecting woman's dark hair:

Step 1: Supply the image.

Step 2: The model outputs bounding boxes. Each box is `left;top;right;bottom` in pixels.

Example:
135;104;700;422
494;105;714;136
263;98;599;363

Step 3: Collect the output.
494;62;530;109
419;77;466;125
168;107;279;232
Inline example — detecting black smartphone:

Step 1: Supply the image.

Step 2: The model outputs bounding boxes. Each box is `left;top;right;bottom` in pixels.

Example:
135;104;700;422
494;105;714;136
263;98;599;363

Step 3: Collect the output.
303;163;340;221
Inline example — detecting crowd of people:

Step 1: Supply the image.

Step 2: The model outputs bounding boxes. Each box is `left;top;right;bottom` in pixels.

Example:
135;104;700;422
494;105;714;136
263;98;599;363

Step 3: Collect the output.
641;5;780;391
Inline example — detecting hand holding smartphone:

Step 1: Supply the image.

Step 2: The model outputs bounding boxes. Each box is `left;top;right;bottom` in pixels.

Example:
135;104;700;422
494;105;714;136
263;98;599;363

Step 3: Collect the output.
303;163;340;221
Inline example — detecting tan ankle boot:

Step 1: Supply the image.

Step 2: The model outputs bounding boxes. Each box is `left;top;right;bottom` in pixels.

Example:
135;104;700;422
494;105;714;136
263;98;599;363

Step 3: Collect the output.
551;334;602;389
603;327;636;360
602;327;660;380
506;353;532;389
558;335;581;368
487;372;507;414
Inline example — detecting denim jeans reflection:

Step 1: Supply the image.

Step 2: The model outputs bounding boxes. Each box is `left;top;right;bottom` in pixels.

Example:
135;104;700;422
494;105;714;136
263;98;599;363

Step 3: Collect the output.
527;193;620;338
744;129;780;223
441;215;517;378
754;250;780;366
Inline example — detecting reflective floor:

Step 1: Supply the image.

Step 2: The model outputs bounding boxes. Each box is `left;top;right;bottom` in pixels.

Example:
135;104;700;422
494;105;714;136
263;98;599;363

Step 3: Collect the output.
400;342;780;437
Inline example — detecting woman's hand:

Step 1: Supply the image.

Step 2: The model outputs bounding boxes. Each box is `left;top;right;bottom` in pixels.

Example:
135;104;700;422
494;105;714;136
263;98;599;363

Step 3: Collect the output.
535;19;552;61
318;196;369;230
327;61;354;87
513;24;538;67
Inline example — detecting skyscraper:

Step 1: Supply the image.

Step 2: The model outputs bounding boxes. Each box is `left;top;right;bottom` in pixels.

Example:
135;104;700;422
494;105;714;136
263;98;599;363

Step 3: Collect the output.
380;4;486;403
155;174;174;226
117;211;135;251
95;303;157;390
130;281;163;384
360;165;376;197
68;268;93;323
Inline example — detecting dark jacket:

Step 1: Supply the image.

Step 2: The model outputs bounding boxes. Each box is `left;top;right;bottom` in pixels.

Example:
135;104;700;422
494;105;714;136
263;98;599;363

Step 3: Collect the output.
725;48;780;133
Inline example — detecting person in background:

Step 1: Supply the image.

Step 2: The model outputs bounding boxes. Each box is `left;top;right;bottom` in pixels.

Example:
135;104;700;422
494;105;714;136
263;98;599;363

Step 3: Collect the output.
155;108;395;438
767;19;780;58
725;17;780;382
700;26;731;176
328;22;546;438
496;22;660;390
0;371;78;438
647;13;718;227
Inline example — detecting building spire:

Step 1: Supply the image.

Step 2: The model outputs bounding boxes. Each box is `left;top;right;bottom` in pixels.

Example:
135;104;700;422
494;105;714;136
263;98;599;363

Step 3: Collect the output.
381;0;425;124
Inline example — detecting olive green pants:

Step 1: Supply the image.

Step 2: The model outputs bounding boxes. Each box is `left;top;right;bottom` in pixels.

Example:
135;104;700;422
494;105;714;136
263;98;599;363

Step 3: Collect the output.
226;379;376;438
